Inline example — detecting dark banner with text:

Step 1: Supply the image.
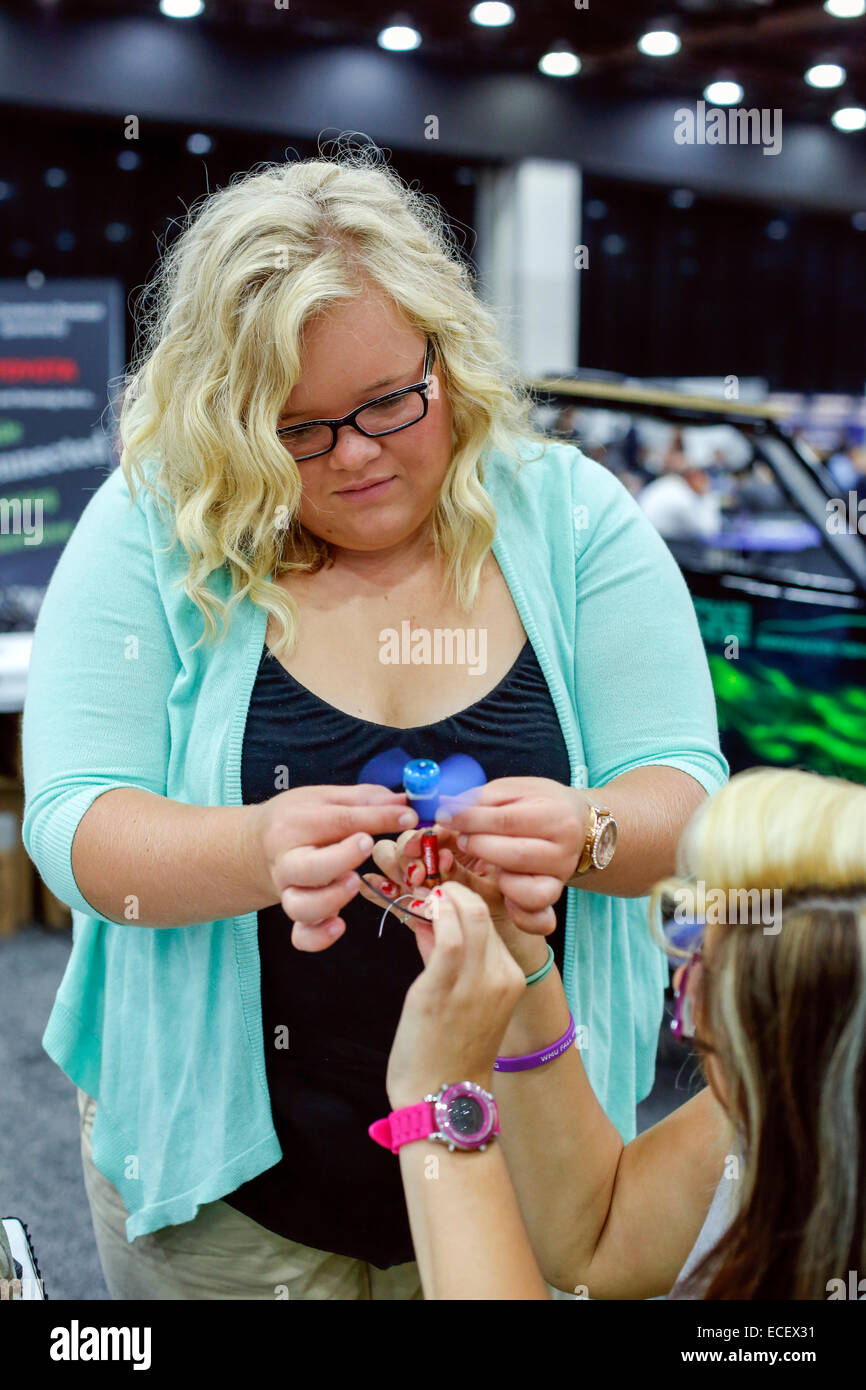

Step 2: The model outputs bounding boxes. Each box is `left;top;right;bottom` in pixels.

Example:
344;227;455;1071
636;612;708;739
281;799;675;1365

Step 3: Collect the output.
0;278;124;630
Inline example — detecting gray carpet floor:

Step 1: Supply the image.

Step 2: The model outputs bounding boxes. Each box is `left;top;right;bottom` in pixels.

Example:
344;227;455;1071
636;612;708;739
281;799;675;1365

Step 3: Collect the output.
0;922;704;1300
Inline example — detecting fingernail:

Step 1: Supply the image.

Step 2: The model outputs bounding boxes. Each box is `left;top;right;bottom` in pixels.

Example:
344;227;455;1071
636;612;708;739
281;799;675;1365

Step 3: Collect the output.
380;880;398;896
407;863;424;885
344;873;359;890
356;834;374;853
431;886;444;898
399;811;417;828
409;899;425;910
327;922;343;938
437;810;452;824
457;834;468;850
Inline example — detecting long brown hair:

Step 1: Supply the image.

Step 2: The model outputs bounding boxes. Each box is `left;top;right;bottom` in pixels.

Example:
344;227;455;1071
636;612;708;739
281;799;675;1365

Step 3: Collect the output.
651;767;866;1299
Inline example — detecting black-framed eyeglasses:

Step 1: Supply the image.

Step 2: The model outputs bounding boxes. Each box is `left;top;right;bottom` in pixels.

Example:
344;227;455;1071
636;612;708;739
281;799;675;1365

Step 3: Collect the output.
276;338;435;461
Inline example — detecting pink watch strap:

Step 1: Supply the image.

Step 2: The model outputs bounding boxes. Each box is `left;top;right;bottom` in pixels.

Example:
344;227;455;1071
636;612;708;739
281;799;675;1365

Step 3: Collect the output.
368;1102;436;1154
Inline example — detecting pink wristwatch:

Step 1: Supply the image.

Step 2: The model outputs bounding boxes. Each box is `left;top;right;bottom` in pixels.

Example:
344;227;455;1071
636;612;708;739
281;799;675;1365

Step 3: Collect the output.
368;1081;500;1154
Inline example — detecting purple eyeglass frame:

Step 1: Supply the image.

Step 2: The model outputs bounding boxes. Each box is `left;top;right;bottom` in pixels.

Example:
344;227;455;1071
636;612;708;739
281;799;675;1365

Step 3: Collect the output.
670;948;703;1040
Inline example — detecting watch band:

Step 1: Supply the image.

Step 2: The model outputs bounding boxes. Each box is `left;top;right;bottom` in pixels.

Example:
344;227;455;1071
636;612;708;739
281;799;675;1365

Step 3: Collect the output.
575;804;601;876
368;1102;435;1154
575;803;615;876
369;1083;500;1154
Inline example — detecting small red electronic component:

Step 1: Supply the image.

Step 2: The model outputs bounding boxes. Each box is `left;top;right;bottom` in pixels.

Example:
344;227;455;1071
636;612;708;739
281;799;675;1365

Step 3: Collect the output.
420;831;440;889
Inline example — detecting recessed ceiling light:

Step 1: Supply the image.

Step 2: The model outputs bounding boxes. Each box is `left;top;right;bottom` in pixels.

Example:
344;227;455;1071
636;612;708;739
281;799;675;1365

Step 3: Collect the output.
704;81;744;106
117;151;141;171
805;63;846;88
637;31;681;57
851;212;866;230
377;25;422;51
186;132;212;154
159;0;204;17
44;167;67;188
831;106;866;131
669;188;695;209
602;233;627;256
469;2;515;25
823;0;865;16
539;43;581;78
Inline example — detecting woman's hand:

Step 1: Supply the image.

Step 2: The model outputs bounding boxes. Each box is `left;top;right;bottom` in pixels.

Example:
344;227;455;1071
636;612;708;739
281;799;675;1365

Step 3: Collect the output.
436;778;592;933
254;784;418;952
386;881;526;1109
364;827;549;973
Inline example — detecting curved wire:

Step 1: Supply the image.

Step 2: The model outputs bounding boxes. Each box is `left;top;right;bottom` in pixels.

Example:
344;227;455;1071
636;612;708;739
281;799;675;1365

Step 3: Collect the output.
379;893;421;939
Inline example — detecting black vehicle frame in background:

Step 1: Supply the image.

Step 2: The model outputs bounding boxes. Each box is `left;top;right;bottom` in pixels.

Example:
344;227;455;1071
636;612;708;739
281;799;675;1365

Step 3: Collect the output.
529;378;866;787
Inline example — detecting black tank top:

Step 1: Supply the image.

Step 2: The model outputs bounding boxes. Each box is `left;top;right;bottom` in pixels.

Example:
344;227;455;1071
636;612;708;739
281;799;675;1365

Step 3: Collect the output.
224;636;571;1267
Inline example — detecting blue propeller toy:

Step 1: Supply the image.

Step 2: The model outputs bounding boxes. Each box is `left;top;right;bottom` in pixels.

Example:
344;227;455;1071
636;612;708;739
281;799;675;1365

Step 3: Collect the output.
357;750;486;927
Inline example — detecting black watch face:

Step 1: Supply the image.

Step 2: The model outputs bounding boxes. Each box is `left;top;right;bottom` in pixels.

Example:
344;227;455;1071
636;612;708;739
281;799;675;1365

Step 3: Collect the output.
448;1094;484;1136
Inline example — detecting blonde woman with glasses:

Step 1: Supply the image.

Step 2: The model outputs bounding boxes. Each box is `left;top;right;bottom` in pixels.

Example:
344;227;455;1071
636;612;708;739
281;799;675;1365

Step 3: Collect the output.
22;147;726;1299
376;766;866;1300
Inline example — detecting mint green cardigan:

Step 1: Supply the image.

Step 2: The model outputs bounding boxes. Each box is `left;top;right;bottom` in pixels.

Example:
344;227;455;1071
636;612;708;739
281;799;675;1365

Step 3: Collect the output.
22;438;728;1243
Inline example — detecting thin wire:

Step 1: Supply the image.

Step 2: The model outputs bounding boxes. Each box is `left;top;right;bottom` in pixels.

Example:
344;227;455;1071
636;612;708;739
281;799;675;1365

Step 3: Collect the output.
379;893;419;938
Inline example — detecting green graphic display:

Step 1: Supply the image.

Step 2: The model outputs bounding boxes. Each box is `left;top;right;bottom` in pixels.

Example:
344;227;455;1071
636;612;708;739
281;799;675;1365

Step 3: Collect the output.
708;655;866;780
692;596;866;785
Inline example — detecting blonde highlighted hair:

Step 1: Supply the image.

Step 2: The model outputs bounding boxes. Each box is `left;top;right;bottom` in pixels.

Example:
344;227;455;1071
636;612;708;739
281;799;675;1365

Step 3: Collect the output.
118;142;547;654
651;767;866;1299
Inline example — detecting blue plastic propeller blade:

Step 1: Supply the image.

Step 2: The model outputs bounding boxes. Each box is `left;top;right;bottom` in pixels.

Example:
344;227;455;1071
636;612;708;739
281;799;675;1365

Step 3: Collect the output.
358;747;412;790
437;754;486;800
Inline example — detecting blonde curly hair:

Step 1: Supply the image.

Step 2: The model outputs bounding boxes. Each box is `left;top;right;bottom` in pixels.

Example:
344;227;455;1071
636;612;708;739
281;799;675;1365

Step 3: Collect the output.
118;142;547;655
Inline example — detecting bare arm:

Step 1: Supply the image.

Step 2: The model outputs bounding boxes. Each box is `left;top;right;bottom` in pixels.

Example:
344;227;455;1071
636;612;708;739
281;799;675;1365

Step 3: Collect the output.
384;881;550;1300
398;1143;549;1301
494;945;734;1297
569;765;709;899
385;880;732;1301
70;785;417;928
373;819;732;1295
70;788;275;926
581;1083;733;1299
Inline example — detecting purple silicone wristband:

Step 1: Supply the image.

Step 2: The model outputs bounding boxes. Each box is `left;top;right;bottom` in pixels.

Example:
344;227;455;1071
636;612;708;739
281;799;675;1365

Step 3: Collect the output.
493;1013;577;1073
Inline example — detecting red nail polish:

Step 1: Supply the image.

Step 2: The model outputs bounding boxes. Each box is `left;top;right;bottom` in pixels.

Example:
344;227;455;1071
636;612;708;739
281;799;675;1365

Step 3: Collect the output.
380;881;398;896
409;899;425;910
408;864;423;885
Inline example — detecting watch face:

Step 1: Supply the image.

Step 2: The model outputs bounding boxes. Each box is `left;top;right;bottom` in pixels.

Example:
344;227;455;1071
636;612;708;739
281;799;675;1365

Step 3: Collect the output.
434;1082;497;1149
448;1094;484;1136
593;820;617;869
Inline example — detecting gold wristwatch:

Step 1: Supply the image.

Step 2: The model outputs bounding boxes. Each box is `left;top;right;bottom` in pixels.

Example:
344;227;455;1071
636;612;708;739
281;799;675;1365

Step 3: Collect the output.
574;804;618;875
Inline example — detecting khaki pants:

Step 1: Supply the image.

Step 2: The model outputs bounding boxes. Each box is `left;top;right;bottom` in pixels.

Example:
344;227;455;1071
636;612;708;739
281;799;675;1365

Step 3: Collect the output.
76;1087;423;1301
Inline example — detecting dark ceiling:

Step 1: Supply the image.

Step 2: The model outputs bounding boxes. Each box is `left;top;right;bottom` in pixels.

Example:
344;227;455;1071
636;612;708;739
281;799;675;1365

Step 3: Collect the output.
5;0;866;119
0;0;863;391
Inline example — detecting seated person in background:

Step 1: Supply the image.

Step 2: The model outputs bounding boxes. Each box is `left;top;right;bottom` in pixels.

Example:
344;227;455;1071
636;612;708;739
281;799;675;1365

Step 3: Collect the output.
373;766;866;1299
638;460;721;540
